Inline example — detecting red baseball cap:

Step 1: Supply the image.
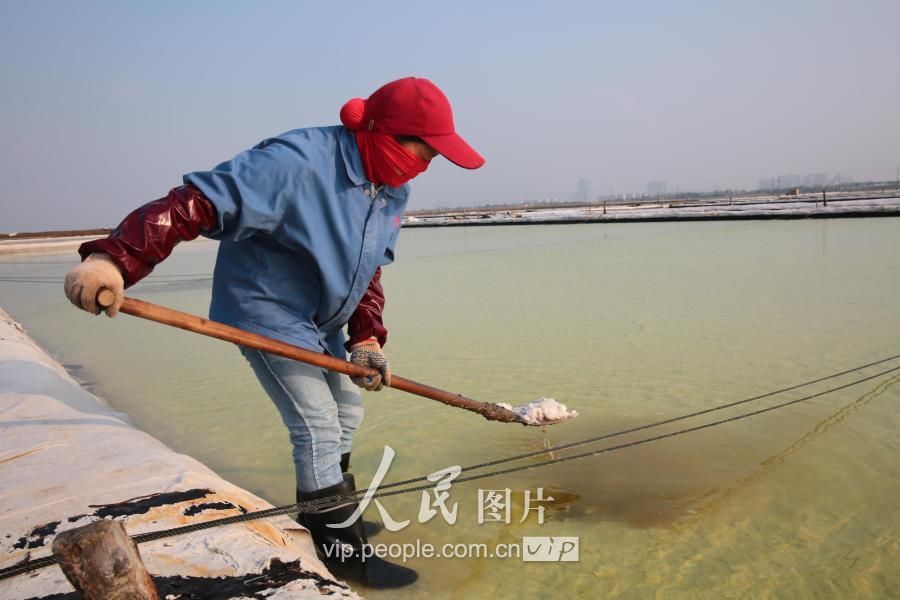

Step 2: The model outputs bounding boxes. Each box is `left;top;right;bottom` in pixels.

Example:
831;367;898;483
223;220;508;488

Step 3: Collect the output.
341;77;485;169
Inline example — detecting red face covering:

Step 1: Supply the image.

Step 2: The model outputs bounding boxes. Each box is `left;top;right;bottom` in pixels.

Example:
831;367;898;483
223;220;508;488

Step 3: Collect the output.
355;130;431;188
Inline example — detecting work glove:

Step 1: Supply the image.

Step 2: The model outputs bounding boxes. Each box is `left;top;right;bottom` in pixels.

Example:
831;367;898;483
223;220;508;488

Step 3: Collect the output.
63;253;125;317
349;337;391;391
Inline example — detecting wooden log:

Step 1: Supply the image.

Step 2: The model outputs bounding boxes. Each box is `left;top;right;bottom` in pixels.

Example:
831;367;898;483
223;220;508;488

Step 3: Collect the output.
51;520;158;600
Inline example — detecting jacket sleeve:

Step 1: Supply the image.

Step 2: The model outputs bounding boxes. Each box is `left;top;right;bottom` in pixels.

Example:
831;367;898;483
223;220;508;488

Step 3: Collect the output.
78;184;218;287
183;136;306;241
346;267;388;350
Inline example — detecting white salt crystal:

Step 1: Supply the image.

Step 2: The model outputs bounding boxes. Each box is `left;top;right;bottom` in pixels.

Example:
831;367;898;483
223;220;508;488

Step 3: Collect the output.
497;397;578;425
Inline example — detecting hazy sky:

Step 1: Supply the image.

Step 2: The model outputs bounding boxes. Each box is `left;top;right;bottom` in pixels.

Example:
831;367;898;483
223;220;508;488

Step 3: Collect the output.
2;1;899;231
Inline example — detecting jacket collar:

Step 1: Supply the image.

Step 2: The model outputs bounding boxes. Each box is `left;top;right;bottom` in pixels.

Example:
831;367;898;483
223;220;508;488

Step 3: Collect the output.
338;127;408;200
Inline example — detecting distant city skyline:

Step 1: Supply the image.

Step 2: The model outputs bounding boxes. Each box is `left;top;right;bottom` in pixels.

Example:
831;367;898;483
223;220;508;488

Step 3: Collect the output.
568;167;891;204
757;172;858;192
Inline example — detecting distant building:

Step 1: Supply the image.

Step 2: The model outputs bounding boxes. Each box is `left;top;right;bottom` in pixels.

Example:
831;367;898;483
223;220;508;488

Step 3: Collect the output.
831;173;855;185
777;175;803;189
576;178;591;202
758;177;775;191
803;173;828;188
647;180;667;196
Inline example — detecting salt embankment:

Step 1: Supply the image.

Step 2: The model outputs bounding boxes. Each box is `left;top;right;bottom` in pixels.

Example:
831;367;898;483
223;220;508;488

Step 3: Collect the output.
0;236;102;257
0;235;216;258
404;194;900;227
0;307;359;599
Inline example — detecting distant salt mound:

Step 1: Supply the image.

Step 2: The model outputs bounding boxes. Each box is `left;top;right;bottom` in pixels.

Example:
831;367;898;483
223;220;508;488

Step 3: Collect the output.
497;397;578;425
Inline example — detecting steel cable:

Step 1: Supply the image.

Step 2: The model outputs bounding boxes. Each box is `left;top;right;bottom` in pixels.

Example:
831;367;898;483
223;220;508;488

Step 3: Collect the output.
1;357;897;581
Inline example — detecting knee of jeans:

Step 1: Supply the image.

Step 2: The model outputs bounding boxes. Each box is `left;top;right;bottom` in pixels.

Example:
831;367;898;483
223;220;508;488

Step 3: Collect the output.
286;413;342;445
339;402;365;437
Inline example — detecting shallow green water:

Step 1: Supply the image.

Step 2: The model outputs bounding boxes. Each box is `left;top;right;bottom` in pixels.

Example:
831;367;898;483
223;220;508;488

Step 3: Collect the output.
1;219;898;598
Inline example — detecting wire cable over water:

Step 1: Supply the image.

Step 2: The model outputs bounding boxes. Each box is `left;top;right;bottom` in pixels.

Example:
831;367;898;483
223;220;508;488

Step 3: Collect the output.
1;353;898;581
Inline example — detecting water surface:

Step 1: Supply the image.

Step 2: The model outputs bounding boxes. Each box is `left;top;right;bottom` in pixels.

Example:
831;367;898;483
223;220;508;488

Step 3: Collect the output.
1;219;898;598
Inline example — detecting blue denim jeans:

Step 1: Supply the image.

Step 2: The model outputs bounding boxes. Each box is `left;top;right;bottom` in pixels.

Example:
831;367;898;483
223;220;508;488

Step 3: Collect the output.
240;347;365;492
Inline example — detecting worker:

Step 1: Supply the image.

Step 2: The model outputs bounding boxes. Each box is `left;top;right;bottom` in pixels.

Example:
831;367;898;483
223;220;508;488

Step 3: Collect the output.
63;77;485;588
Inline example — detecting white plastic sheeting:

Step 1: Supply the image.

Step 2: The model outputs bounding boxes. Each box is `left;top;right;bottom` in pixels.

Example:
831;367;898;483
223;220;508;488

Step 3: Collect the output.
0;307;359;599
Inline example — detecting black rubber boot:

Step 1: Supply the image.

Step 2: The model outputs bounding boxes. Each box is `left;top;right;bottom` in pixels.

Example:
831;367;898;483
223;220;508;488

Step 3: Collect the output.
296;475;418;589
340;452;382;537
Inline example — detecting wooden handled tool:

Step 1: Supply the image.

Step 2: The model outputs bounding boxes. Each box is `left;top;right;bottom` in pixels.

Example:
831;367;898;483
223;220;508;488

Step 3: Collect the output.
97;290;549;426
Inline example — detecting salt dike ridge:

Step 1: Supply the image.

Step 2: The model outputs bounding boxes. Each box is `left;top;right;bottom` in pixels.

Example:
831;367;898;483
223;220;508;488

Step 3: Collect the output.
0;306;359;599
403;194;900;227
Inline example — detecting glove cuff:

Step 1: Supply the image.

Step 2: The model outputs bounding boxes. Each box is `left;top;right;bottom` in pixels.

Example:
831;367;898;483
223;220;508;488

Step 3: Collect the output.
85;253;125;279
351;337;380;351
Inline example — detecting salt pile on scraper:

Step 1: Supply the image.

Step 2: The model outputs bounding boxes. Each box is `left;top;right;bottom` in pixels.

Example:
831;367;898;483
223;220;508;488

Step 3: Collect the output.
497;397;578;425
0;307;359;599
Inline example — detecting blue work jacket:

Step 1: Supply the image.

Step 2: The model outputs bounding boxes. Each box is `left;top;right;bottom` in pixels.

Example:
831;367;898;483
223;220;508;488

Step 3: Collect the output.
183;126;409;358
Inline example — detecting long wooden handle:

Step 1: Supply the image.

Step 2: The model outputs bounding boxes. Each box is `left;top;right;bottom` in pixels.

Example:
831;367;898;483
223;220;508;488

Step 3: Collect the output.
98;292;523;424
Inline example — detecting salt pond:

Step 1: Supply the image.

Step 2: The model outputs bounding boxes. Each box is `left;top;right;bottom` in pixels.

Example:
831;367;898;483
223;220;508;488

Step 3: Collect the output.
1;219;898;598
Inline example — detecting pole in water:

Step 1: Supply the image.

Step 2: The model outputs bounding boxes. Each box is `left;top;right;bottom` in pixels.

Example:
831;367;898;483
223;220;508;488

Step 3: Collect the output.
95;292;574;427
